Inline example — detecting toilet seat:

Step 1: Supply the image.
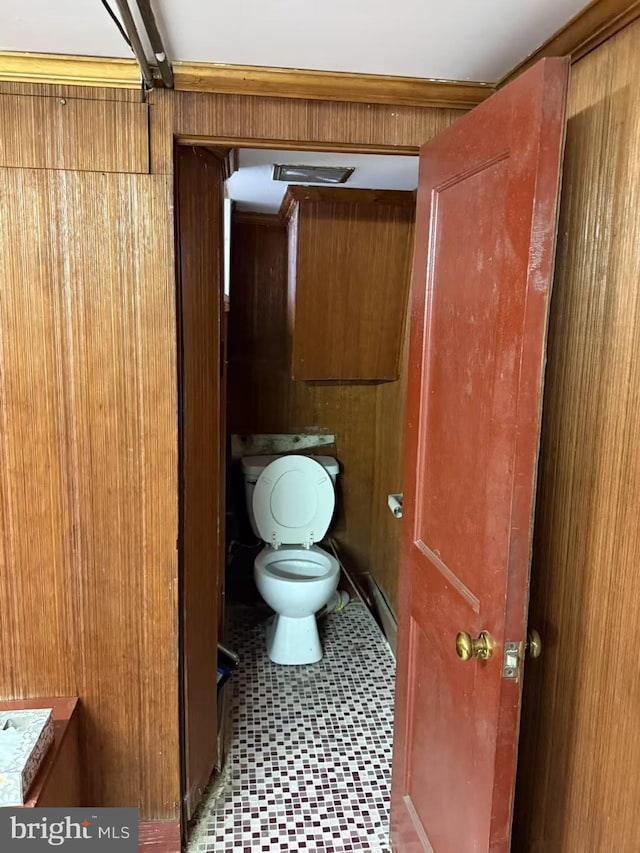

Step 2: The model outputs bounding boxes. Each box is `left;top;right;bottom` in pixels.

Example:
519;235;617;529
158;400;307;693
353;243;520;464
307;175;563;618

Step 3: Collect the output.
254;544;338;581
253;456;335;548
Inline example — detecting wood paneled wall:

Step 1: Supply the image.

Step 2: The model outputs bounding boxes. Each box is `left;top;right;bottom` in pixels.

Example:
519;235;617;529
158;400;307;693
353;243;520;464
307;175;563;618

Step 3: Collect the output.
176;147;226;819
513;19;640;852
4;24;640;838
227;213;410;608
0;94;149;172
285;187;414;381
369;311;411;613
173;90;462;150
0;167;178;816
0;77;458;819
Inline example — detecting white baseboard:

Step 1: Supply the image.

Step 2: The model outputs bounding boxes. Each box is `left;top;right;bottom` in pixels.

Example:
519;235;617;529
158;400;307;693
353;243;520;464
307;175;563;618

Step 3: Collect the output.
367;576;398;658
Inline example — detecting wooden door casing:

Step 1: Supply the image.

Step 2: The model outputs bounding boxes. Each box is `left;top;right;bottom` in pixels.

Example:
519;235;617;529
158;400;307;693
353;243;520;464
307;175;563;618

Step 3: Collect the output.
176;146;226;819
391;58;568;853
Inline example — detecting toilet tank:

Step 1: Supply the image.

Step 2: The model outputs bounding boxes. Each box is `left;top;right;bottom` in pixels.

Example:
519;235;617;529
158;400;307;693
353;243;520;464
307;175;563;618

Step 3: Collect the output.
241;455;339;538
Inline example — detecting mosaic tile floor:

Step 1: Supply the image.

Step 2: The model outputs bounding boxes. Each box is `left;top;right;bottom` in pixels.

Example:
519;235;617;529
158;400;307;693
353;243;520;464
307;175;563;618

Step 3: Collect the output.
188;602;396;853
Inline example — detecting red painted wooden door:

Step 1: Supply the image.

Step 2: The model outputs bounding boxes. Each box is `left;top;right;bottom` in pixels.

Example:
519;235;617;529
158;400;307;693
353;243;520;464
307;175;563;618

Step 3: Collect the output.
391;58;568;853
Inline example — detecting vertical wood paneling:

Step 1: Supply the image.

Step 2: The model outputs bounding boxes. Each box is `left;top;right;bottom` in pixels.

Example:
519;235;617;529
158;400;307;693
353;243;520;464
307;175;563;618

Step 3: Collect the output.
148;88;175;176
175;91;462;151
0;168;179;817
176;147;225;818
227;215;410;589
0;79;462;822
227;216;377;571
3;37;639;840
0;94;149;172
513;19;640;852
286;188;414;381
369;308;411;615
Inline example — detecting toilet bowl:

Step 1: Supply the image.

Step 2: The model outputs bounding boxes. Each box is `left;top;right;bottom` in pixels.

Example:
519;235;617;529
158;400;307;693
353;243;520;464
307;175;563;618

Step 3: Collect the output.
244;454;341;665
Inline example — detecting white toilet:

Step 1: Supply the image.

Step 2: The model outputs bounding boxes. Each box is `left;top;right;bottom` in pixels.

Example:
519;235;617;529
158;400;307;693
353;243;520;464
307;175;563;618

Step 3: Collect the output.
241;454;341;665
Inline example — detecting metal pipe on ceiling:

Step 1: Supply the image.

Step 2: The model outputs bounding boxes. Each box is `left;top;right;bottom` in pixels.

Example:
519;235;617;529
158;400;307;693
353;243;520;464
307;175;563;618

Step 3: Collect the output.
113;0;154;87
134;0;174;88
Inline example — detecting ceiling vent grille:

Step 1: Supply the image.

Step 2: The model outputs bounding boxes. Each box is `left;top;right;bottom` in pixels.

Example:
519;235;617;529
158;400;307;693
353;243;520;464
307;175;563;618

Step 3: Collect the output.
272;164;355;184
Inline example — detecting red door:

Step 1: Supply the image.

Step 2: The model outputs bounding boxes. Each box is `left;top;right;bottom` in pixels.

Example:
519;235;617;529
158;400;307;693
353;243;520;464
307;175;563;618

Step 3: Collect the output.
391;58;568;852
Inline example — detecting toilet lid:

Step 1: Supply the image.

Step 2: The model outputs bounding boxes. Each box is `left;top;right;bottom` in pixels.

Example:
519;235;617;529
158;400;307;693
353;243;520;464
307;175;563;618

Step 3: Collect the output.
253;456;336;548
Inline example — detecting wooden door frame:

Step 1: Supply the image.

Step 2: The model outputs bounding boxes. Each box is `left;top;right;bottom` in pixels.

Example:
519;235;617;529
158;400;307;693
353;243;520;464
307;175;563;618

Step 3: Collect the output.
176;136;421;157
173;133;419;822
174;136;422;157
175;143;228;838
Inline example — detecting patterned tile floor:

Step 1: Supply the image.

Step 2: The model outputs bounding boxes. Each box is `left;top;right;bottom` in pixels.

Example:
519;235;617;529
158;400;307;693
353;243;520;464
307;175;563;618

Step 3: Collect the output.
188;602;396;852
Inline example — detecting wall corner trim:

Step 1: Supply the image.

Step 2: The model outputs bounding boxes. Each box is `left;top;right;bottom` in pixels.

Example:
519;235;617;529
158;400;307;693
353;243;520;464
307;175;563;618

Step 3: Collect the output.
500;0;640;86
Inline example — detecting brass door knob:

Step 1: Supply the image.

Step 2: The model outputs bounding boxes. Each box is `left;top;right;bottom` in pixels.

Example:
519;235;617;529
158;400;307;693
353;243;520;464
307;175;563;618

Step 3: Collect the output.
456;630;494;662
525;629;542;659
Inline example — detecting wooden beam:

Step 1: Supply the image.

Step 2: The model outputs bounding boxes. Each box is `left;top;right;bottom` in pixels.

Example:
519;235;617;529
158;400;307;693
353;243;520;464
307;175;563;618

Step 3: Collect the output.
171;62;491;108
500;0;640;85
232;211;285;228
0;51;491;108
179;136;422;156
283;185;416;207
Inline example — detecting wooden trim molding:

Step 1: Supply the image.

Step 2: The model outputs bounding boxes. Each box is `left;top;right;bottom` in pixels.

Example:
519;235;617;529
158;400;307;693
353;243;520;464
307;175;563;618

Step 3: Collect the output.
179;136;422;156
201;145;236;179
284;186;416;206
138;821;181;852
500;0;640;85
279;185;416;224
0;51;491;108
276;184;416;225
279;189;297;225
171;62;491;108
3;2;638;104
0;52;141;89
232;211;285;228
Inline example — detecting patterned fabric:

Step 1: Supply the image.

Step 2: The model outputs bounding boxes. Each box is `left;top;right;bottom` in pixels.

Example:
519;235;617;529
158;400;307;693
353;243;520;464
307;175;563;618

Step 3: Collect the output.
188;603;395;852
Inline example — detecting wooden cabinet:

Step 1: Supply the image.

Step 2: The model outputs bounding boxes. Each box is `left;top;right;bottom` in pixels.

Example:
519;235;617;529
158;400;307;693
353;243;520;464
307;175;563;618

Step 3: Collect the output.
284;187;415;381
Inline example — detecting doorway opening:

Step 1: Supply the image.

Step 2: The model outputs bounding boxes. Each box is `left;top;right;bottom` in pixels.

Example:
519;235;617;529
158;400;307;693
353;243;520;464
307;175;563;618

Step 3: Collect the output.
175;58;569;853
176;140;419;851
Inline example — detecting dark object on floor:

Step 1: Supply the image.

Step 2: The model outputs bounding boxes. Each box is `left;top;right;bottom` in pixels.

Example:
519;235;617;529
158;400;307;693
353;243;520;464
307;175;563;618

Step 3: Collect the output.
217;643;240;694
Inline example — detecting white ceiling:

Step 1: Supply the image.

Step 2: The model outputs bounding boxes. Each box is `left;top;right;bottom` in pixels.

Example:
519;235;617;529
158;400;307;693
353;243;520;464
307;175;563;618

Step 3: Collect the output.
5;0;591;83
227;149;419;213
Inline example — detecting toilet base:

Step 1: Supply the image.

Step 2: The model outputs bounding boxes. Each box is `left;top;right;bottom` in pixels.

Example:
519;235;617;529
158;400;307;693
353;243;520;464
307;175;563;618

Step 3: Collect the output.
266;614;322;665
